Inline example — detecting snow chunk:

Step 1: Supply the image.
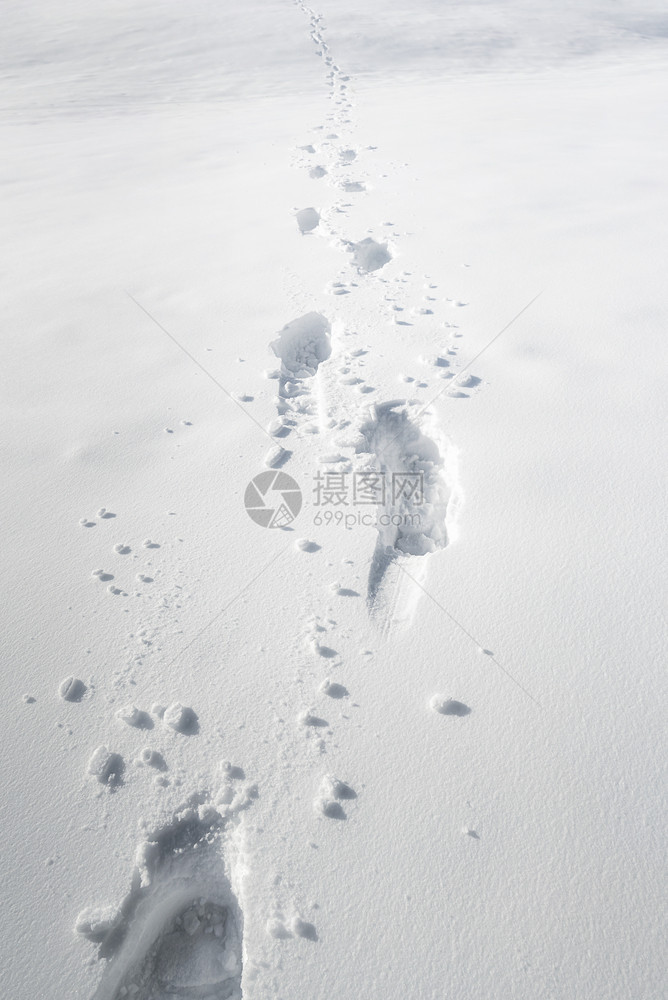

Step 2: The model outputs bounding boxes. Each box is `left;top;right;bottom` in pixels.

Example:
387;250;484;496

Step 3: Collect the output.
87;746;123;785
182;909;200;936
116;704;148;728
320;774;356;800
297;708;326;727
74;905;119;942
290;915;317;940
320;678;348;699
314;773;356;818
163;702;198;734
264;444;291;469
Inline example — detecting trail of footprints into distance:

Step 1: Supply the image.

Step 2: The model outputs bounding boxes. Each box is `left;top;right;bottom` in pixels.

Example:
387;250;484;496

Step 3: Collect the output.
286;0;465;630
68;5;482;998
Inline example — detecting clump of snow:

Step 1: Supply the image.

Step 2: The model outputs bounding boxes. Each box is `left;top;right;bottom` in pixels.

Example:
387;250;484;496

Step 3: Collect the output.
74;905;119;942
116;704;148;728
265;444;291;468
320;678;348;698
163;702;198;734
314;774;356;819
297;708;326;727
87;746;123;785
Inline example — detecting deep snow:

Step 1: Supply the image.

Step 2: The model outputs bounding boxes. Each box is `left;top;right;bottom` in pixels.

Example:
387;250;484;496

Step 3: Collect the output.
1;1;666;998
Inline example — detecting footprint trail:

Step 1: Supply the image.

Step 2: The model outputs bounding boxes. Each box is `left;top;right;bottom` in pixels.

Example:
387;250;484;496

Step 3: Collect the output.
80;791;251;1000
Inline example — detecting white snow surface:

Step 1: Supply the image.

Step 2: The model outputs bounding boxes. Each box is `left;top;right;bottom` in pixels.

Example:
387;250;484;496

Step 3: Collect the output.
1;1;666;998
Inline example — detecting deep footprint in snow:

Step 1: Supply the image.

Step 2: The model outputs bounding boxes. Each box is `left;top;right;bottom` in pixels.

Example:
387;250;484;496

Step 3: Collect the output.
356;400;456;625
296;206;320;233
353;237;392;273
269;312;332;435
81;793;251;999
271;312;332;377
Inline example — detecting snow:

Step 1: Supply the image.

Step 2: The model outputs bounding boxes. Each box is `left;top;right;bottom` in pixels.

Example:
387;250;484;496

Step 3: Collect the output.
1;0;666;998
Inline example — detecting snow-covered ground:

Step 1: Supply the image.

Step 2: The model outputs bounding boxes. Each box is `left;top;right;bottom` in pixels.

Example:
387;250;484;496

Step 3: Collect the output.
1;2;666;998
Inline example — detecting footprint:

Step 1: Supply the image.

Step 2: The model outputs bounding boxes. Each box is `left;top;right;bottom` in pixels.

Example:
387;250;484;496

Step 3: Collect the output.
270;313;332;438
353;238;392;273
81;794;247;999
356;401;457;628
296;207;320;233
271;312;331;377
